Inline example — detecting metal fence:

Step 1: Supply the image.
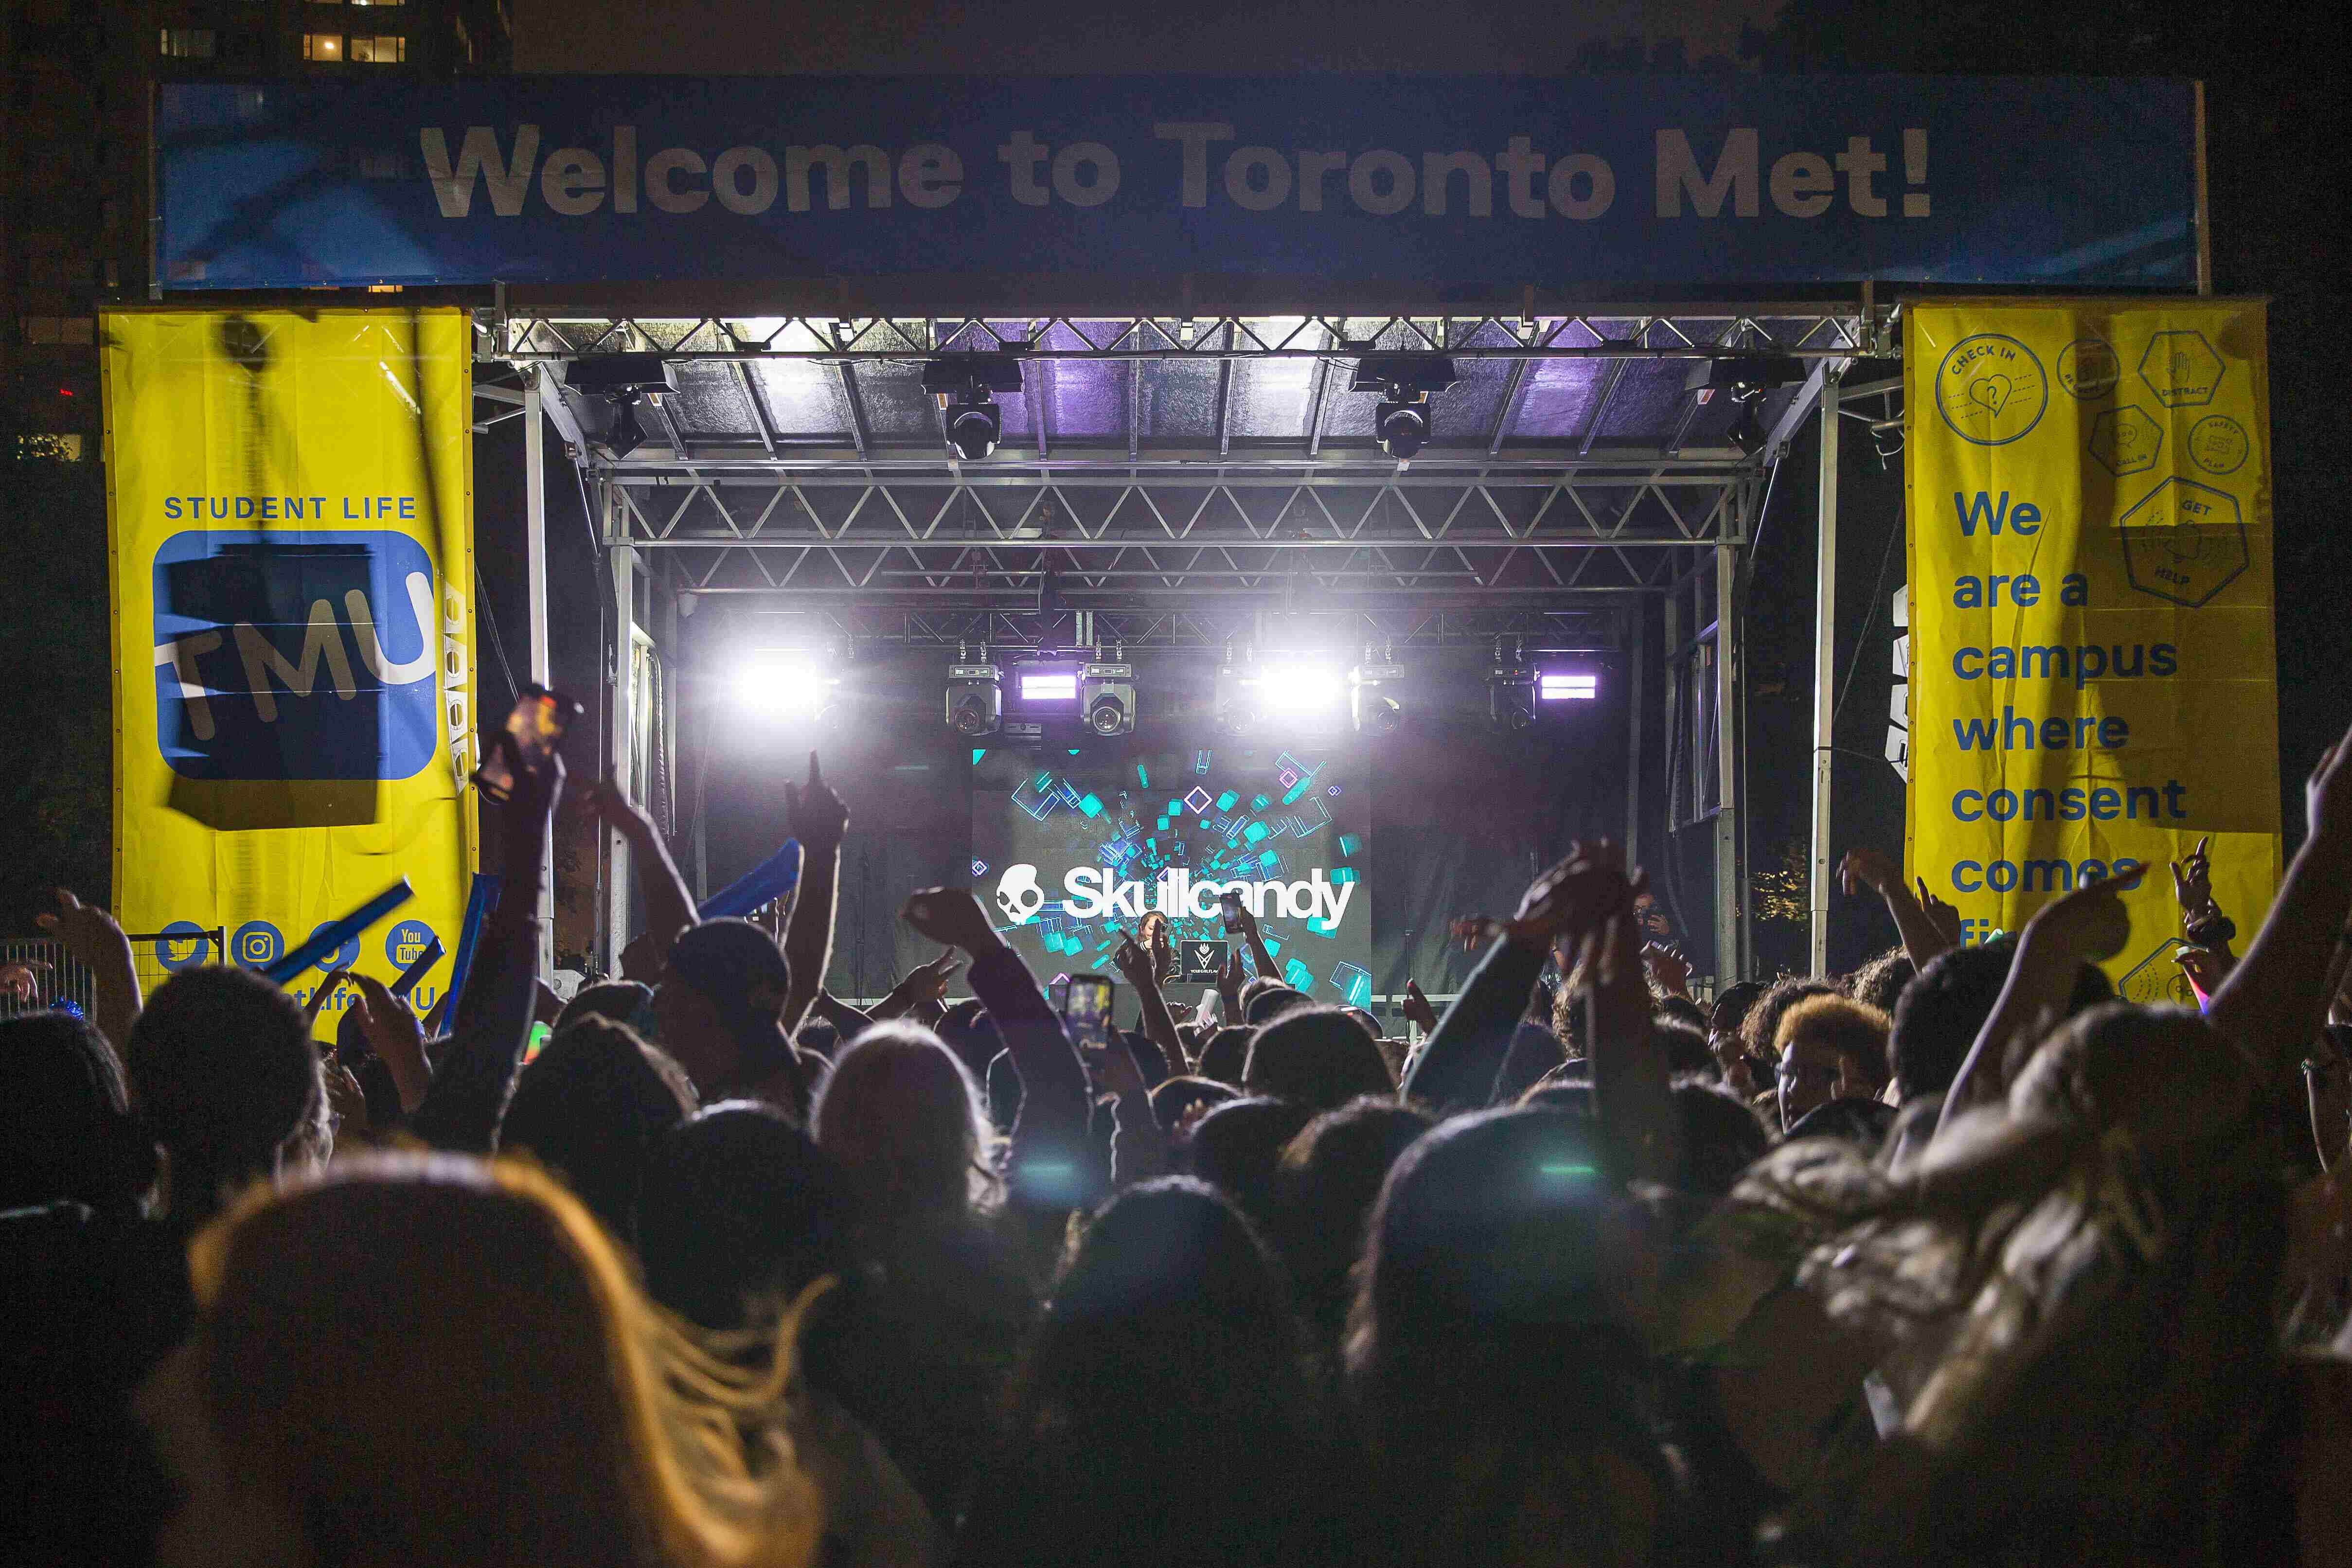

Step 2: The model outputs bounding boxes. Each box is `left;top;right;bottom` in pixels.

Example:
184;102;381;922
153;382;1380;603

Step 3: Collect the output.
0;937;94;1020
0;928;226;1021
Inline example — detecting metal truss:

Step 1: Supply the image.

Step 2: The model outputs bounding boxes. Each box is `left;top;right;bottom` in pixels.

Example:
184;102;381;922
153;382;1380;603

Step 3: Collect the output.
607;468;1753;601
481;308;1868;366
729;602;1627;652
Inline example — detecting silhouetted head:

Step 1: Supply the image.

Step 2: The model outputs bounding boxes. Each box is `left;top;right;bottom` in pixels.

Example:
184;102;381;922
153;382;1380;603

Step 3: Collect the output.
160;1153;819;1568
0;1011;156;1213
128;967;324;1225
1243;1006;1396;1109
1271;1098;1432;1341
496;1017;696;1244
1187;1096;1316;1228
637;1101;858;1333
811;1020;998;1230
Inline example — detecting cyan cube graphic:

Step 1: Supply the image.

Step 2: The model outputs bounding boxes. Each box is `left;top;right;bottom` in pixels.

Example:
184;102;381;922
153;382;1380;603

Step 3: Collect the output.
152;531;440;782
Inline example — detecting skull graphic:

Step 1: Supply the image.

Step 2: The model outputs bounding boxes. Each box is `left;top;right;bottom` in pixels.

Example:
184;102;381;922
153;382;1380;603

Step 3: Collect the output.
995;864;1046;925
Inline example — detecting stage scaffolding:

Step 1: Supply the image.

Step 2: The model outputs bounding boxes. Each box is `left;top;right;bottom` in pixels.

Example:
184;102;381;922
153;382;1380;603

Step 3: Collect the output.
479;305;1890;984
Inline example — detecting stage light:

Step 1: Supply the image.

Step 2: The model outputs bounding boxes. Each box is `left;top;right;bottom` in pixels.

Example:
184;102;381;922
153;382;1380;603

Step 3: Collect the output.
1727;399;1766;456
1018;668;1078;702
1244;664;1345;713
923;354;1024;463
603;392;648;459
946;392;1001;460
1488;664;1536;733
1374;398;1429;460
1082;661;1136;737
1537;669;1600;701
1350;353;1458;462
737;656;839;720
945;662;1002;737
1219;657;1347;734
1349;661;1406;735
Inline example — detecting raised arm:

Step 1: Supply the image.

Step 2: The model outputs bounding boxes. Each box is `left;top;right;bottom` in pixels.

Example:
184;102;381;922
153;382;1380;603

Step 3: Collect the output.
1839;847;1958;971
902;888;1095;1209
407;736;560;1152
1227;900;1280;986
2207;724;2352;1079
36;888;142;1075
1582;884;1680;1186
1399;931;1549;1112
1937;866;2137;1133
1112;931;1187;1079
586;780;698;964
780;752;848;1038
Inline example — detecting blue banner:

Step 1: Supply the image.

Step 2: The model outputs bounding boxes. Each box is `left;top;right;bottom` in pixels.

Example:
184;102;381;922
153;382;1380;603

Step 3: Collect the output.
157;75;2197;292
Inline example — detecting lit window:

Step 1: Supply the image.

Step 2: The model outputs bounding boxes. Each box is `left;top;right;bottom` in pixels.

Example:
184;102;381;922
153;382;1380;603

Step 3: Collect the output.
352;0;407;6
159;28;216;58
350;34;405;62
18;435;86;462
303;32;342;59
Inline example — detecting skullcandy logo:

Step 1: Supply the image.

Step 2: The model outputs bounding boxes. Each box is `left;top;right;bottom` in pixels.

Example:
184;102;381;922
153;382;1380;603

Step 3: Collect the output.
995;864;1046;925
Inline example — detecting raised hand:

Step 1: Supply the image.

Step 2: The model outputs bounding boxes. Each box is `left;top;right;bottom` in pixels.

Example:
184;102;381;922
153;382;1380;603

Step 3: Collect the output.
2025;862;2143;963
348;972;431;1114
36;888;131;974
1401;978;1440;1035
2170;834;2214;918
901;888;1004;954
2175;943;2231;998
785;751;850;849
1916;878;1965;946
912;948;961;1005
1111;930;1153;987
304;968;353;1028
1839;846;1901;898
1641;941;1693;999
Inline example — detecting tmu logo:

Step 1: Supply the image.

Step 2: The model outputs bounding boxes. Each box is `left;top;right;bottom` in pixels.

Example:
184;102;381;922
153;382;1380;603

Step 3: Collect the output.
151;531;442;781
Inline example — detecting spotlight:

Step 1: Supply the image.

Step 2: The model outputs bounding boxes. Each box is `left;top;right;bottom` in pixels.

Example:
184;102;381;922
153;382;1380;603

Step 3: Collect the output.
922;354;1025;463
945;392;1001;460
738;655;839;721
1082;661;1136;737
1350;353;1458;461
1537;668;1601;702
1219;658;1347;733
944;662;1002;737
1488;664;1536;733
1374;398;1429;461
603;392;648;459
1727;398;1766;456
1349;661;1406;735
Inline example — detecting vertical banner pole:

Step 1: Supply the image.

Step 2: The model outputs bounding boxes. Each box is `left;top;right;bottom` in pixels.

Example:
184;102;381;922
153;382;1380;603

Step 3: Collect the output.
1713;540;1742;984
1809;376;1841;975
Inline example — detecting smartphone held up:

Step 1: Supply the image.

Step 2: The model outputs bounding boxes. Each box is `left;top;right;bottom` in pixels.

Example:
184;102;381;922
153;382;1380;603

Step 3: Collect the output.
473;683;582;802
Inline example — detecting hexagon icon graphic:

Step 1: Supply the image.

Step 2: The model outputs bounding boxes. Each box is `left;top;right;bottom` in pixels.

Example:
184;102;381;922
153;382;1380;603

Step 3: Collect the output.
2119;477;2246;607
2088;406;2162;476
2137;330;2224;409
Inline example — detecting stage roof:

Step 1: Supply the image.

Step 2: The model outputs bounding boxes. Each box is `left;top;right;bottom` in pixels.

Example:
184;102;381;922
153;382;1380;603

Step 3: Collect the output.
484;307;1872;638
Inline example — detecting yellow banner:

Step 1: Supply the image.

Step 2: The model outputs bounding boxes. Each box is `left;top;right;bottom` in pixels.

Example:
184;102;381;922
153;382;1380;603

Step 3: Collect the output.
1904;299;2278;1001
100;309;477;1032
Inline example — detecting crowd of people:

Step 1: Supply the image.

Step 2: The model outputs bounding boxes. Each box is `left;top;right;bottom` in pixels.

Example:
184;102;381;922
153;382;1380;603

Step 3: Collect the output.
7;732;2352;1567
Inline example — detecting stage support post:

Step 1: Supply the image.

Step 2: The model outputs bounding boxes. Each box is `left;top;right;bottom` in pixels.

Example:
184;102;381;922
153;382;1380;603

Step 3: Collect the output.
1808;375;1840;976
1713;541;1742;985
523;370;555;977
606;492;638;973
1624;598;1642;869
